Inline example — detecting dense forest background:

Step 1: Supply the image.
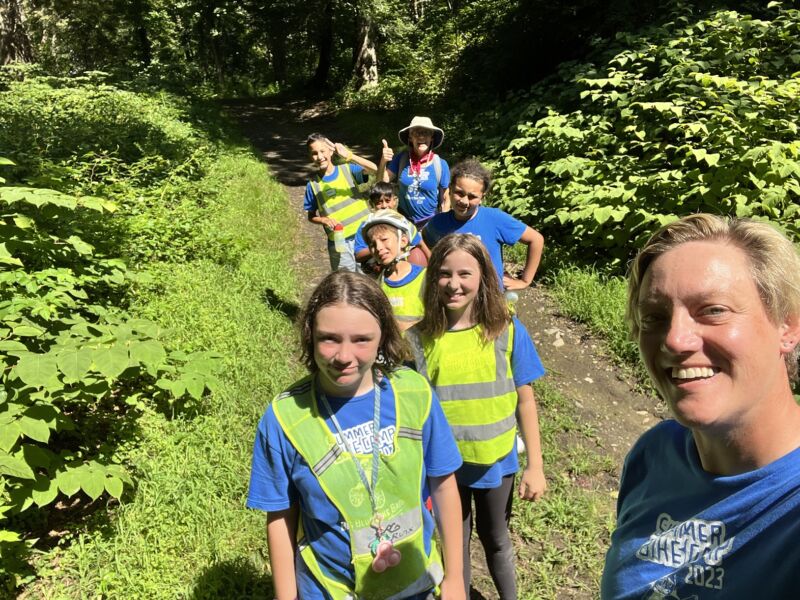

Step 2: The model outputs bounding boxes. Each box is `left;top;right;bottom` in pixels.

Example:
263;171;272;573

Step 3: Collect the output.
2;0;798;596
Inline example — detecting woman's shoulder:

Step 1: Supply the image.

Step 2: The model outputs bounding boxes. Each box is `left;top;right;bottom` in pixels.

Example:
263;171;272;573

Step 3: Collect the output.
627;420;688;464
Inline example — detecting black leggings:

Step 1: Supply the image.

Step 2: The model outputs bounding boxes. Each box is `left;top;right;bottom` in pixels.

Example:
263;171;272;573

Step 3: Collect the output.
459;475;516;599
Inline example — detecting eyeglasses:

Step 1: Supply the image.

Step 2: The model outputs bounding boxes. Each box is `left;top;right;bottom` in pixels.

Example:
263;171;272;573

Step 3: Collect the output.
409;129;433;138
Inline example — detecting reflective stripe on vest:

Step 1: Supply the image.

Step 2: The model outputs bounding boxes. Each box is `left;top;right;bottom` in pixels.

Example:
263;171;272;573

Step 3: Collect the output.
407;323;517;465
381;268;426;324
272;368;443;600
310;166;371;240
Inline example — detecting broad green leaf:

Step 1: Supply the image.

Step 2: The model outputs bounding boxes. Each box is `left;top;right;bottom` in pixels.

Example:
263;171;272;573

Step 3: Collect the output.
81;468;106;500
0;242;23;266
0;341;28;352
13;215;33;229
127;319;161;337
185;375;206;400
22;444;52;468
18;416;51;443
13;324;44;337
0;530;21;542
66;235;94;255
0;157;15;165
32;475;59;507
105;476;124;499
15;353;59;388
0;422;21;452
57;347;93;381
92;346;130;379
57;468;82;496
129;340;167;368
0;452;36;479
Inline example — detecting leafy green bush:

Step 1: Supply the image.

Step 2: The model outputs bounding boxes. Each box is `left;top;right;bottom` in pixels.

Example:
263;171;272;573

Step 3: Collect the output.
491;3;800;268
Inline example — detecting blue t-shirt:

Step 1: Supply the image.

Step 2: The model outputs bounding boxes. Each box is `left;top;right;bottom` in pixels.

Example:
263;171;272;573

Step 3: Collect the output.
602;420;800;599
388;152;450;224
353;221;423;255
247;373;462;599
422;207;527;289
453;317;545;489
304;164;367;216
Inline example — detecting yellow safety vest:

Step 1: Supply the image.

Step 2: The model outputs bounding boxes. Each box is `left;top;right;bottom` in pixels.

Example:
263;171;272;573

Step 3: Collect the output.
271;368;444;600
406;322;517;465
310;166;371;240
381;267;426;325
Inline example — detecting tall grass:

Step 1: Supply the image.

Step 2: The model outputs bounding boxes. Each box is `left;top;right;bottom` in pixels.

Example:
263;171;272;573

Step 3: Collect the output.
27;154;303;598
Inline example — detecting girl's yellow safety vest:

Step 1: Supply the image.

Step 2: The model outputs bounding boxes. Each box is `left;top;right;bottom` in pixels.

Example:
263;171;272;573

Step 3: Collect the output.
272;368;444;600
310;166;371;240
406;322;517;465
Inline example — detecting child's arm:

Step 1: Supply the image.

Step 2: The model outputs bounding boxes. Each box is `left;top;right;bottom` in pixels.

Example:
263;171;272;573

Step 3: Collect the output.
377;139;394;183
332;141;378;175
503;226;544;291
307;208;338;230
429;473;466;600
267;505;299;600
417;237;431;260
516;384;546;501
438;187;450;213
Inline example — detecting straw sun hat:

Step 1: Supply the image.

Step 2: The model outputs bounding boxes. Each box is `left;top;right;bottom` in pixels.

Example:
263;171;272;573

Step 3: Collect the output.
398;116;444;149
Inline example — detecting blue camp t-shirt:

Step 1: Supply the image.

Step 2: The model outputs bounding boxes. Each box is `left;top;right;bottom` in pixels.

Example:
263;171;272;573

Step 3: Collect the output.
422;206;526;289
388;152;450;225
247;374;462;599
602;420;800;599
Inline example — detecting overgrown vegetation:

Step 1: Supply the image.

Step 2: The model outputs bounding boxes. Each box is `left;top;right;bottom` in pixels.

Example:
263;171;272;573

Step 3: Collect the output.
0;73;258;592
490;3;800;268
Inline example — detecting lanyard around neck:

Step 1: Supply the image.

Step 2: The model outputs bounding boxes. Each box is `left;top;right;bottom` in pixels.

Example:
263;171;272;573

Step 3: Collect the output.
317;377;382;516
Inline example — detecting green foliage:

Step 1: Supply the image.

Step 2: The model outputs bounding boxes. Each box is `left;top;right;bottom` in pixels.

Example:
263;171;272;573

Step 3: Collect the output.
0;73;236;592
0;174;223;590
491;3;800;267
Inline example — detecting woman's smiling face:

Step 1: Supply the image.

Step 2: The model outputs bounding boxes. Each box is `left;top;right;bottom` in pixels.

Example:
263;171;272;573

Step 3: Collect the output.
637;241;796;432
408;128;434;156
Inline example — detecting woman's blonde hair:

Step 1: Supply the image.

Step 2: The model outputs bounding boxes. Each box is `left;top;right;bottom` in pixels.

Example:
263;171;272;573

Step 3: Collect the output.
627;213;800;381
419;234;510;341
300;271;409;373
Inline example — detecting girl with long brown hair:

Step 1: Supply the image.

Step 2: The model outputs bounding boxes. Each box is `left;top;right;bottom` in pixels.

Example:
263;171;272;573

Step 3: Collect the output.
406;234;547;599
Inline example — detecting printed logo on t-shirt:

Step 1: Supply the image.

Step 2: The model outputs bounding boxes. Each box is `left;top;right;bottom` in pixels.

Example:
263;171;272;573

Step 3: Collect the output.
637;513;733;595
333;422;396;455
407;170;431;205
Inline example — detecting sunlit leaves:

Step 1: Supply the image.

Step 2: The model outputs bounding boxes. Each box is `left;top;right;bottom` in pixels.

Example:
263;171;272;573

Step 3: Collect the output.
492;4;800;266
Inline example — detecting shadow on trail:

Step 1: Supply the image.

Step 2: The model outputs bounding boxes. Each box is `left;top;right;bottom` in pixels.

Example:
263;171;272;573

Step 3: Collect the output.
222;99;378;188
190;556;273;600
262;287;301;322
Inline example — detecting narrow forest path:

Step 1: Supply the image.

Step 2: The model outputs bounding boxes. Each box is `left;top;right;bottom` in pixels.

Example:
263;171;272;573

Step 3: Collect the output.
224;98;662;598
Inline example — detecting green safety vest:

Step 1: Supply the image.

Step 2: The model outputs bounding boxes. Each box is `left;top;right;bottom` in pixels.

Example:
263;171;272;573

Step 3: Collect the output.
407;322;517;465
271;368;444;600
381;268;426;326
310;166;371;240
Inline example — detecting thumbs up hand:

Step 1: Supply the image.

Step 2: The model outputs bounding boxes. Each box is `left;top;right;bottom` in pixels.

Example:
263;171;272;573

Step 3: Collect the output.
381;139;394;163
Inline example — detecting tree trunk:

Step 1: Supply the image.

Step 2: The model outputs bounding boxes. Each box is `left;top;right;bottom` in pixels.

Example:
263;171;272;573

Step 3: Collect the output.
309;0;334;89
353;12;378;89
0;0;33;65
128;0;152;67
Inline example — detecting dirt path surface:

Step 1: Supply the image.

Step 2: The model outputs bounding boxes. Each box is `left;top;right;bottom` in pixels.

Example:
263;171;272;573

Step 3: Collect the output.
224;99;662;598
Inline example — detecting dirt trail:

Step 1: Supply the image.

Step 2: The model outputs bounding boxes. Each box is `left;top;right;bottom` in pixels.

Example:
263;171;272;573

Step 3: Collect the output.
224;99;662;597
